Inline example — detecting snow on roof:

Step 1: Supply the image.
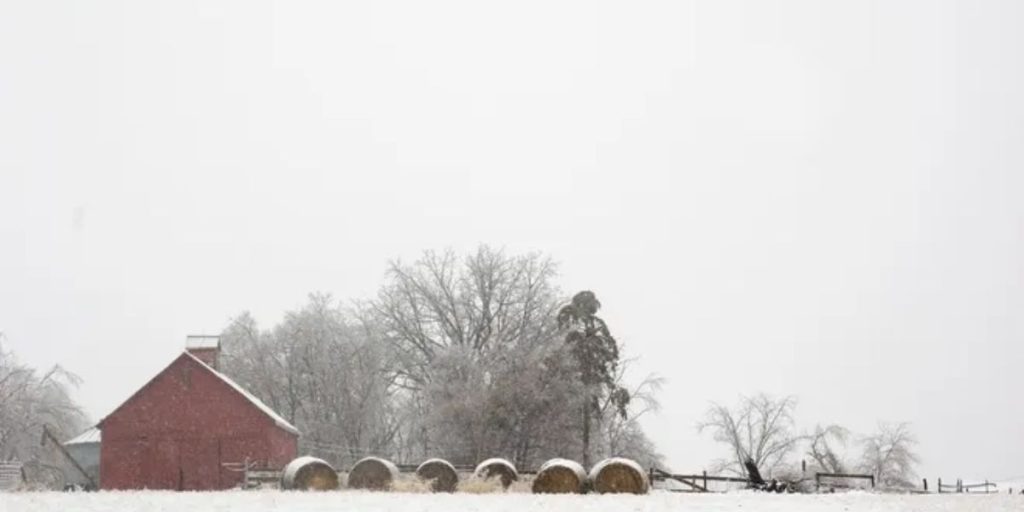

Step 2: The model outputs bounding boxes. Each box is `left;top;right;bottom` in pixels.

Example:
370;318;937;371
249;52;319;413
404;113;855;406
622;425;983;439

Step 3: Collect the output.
185;335;220;350
182;351;300;436
64;426;101;446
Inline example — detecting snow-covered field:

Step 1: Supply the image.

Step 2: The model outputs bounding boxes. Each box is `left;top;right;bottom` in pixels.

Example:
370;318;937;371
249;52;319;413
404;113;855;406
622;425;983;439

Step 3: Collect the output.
2;491;1022;512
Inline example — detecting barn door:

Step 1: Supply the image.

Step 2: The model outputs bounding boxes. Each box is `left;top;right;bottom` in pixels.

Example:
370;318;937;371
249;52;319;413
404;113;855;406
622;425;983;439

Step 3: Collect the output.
178;438;221;490
141;439;179;490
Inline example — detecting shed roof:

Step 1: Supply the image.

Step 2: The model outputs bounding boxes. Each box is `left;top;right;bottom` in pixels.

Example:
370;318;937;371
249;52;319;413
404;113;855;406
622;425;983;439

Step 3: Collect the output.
65;426;101;446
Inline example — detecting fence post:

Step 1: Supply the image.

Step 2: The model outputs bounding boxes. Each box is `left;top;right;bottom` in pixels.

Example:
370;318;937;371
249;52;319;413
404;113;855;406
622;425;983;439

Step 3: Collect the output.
938;477;942;494
870;474;875;489
815;473;821;492
923;478;928;492
703;470;707;490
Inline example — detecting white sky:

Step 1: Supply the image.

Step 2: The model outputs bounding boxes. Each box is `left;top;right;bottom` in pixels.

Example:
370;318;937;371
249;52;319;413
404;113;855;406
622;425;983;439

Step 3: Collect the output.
1;0;1022;481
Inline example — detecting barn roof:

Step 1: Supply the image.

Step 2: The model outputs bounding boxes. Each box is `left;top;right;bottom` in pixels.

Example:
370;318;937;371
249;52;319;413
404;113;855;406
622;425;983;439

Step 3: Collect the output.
182;351;300;436
65;426;101;446
99;351;300;437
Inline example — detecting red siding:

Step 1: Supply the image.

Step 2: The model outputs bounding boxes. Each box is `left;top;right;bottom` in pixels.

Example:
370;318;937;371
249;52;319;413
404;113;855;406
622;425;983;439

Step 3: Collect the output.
100;354;298;490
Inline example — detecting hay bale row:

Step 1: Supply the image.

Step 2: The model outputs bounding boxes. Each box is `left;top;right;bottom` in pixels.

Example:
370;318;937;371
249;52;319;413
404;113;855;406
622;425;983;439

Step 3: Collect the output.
473;458;519;489
532;458;587;494
280;455;647;495
281;456;339;491
348;456;400;491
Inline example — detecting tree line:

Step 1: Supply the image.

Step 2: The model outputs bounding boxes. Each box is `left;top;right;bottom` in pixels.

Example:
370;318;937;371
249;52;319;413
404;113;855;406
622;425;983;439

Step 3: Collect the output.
699;393;920;489
219;246;664;470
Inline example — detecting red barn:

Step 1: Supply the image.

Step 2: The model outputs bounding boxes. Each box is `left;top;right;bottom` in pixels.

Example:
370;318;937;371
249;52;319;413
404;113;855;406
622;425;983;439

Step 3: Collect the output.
98;336;299;490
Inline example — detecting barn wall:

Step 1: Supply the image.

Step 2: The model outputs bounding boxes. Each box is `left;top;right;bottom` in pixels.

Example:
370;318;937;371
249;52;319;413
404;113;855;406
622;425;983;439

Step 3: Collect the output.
266;427;299;469
100;355;297;490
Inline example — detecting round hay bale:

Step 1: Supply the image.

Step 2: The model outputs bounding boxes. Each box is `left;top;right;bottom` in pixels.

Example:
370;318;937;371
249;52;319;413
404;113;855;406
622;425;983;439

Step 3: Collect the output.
281;456;339;491
348;456;400;491
473;458;518;489
532;458;587;494
588;457;649;494
416;458;458;493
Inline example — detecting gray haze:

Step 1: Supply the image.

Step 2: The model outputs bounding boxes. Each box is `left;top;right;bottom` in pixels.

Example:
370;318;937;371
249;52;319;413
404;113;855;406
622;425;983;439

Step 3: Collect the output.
2;1;1022;480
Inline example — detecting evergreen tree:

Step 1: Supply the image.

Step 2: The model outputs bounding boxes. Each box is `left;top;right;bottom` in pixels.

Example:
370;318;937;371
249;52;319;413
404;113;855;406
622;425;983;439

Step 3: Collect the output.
557;291;630;467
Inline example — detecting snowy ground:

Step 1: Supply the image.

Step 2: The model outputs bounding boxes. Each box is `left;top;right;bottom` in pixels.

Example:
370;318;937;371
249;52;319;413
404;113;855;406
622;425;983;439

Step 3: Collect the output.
2;490;1022;512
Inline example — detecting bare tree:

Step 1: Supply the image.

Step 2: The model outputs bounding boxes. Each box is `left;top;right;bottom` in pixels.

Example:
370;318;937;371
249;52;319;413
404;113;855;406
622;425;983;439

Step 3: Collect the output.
858;422;919;488
600;364;665;468
698;394;799;477
220;294;398;467
369;247;586;466
806;424;850;474
372;247;561;388
407;303;590;468
0;337;87;488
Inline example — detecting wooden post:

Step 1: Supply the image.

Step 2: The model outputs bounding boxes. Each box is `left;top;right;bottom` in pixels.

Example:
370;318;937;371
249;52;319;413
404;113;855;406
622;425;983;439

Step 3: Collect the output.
938;477;942;494
922;478;928;492
870;474;875;489
801;459;806;476
702;470;707;490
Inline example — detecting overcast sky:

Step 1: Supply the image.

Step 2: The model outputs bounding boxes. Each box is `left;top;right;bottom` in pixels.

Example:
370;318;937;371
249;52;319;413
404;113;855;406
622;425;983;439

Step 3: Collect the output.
2;0;1022;481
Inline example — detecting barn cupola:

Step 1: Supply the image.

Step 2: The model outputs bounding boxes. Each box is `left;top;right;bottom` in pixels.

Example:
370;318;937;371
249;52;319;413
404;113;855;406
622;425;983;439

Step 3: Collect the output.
185;335;220;370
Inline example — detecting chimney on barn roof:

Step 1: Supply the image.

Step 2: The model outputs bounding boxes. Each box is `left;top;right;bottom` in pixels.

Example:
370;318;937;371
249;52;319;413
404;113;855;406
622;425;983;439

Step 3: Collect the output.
185;335;220;370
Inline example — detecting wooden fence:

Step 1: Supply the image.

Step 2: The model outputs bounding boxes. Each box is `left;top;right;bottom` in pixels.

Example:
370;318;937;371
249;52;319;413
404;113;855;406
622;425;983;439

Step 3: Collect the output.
649;468;878;493
815;472;875;490
933;478;998;494
648;468;751;492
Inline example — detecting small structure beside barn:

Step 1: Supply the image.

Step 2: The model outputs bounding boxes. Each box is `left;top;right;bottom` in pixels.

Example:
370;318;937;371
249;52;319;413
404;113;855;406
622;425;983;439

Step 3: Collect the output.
98;336;299;490
63;426;101;488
